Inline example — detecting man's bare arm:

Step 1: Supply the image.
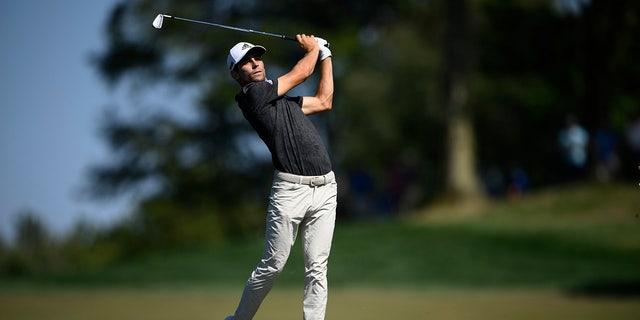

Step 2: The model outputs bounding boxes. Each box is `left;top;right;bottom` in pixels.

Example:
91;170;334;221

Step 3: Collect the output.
301;57;333;115
277;34;319;97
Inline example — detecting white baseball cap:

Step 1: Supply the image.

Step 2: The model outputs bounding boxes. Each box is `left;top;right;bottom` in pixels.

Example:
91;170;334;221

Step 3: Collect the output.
227;42;266;70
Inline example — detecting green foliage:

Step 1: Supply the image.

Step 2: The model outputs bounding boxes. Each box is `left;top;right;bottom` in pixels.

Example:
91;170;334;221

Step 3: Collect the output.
80;0;640;252
0;212;66;276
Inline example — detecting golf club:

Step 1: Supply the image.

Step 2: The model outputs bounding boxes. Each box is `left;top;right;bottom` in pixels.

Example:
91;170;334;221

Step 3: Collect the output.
153;14;297;42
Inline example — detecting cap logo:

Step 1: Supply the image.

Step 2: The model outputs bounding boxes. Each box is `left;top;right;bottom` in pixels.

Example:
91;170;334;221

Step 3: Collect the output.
241;43;251;50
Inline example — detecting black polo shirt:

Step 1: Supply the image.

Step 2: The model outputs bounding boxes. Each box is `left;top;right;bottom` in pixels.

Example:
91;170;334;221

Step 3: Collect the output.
235;79;332;176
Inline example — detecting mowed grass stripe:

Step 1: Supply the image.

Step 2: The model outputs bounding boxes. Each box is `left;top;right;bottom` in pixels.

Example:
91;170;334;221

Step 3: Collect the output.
1;288;639;320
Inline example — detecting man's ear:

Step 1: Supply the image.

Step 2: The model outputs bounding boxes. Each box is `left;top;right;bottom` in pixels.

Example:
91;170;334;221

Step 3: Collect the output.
230;69;239;81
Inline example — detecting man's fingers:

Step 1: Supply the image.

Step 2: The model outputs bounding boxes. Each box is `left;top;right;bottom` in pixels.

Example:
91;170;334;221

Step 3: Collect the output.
296;34;320;52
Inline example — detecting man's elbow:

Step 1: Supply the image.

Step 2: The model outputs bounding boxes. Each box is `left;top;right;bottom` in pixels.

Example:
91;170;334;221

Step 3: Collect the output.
320;94;333;111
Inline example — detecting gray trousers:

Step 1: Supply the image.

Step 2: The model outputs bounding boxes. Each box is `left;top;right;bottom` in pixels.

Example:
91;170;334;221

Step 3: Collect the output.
230;171;337;320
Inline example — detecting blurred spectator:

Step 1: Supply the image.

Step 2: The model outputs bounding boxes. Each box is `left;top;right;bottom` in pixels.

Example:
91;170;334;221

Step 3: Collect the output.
483;166;505;198
388;154;421;214
594;125;620;182
507;165;531;200
627;115;640;166
347;169;376;218
558;115;589;182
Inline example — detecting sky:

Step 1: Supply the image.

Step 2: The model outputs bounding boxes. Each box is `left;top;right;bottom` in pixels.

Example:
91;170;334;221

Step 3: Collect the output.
0;0;129;241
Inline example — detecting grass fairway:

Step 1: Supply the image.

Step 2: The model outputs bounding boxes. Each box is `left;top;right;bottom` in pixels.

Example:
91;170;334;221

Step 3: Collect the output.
1;183;639;319
1;288;639;320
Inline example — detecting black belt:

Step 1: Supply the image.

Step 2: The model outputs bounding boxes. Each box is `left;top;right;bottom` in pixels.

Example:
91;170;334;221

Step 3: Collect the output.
275;171;335;186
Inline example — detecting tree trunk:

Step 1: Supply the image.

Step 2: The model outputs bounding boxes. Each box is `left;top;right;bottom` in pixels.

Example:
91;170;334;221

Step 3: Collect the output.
443;0;483;200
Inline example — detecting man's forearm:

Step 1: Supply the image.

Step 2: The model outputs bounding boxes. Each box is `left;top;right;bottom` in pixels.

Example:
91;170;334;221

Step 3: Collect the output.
277;47;319;97
316;58;334;105
292;48;319;80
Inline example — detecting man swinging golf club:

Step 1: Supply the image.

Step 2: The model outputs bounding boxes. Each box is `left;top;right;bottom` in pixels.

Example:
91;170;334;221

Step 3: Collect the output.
224;34;336;320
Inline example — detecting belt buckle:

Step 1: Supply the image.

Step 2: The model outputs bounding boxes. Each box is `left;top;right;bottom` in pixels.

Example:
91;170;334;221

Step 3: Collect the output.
310;176;325;186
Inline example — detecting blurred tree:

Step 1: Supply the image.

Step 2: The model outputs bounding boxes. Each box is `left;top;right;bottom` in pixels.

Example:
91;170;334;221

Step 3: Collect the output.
88;0;640;250
579;0;640;130
0;235;7;270
472;0;640;184
15;211;46;246
90;1;298;246
89;0;405;246
5;211;61;274
442;0;483;200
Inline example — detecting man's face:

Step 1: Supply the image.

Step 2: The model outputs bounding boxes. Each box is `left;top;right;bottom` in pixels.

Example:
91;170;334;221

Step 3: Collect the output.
231;51;266;85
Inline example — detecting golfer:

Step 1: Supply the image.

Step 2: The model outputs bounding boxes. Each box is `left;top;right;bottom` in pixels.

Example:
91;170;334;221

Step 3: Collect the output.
224;34;336;320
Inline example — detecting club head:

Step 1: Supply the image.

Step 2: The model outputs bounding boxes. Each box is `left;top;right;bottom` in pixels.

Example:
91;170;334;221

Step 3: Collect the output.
152;14;164;29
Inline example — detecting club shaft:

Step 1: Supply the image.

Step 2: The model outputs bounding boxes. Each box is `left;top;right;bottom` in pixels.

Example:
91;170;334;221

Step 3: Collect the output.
166;15;297;42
